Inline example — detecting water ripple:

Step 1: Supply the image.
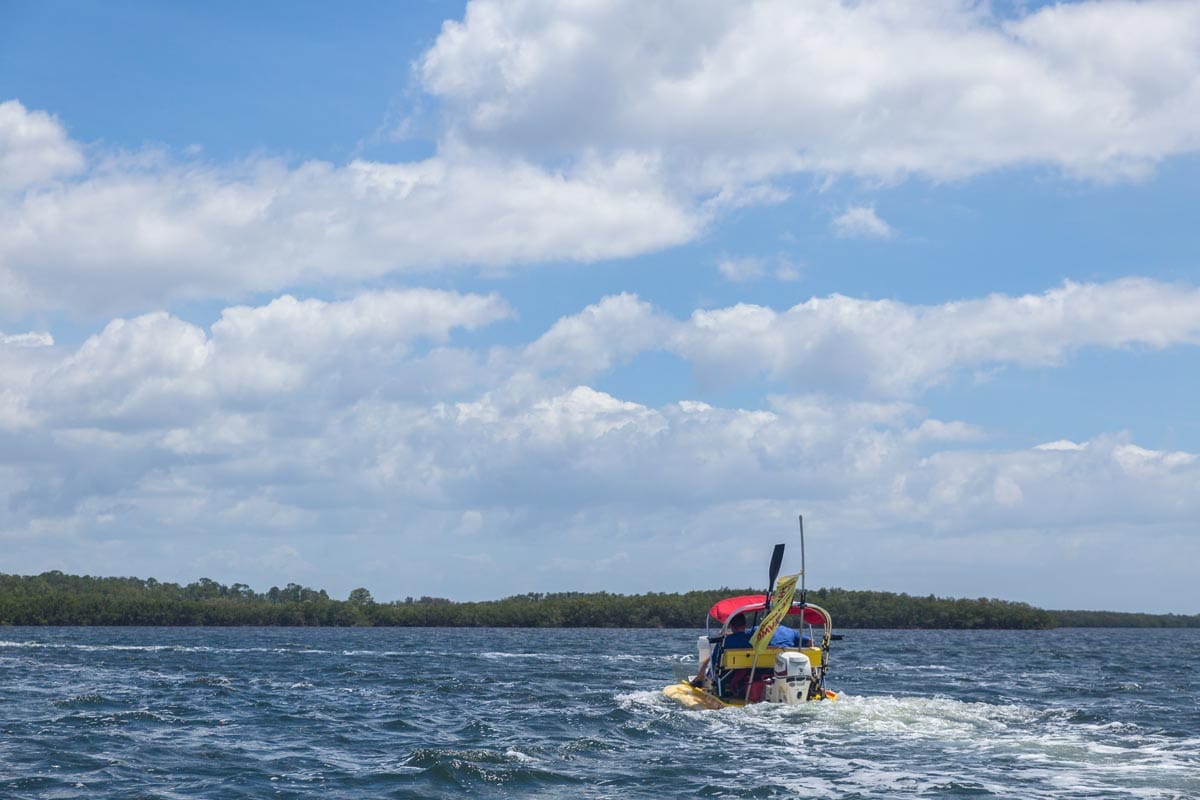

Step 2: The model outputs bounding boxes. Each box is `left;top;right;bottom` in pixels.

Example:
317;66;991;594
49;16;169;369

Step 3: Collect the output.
2;627;1198;798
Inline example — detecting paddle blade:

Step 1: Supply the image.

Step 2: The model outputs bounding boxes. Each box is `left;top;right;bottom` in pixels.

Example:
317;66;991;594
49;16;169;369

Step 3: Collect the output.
767;543;785;593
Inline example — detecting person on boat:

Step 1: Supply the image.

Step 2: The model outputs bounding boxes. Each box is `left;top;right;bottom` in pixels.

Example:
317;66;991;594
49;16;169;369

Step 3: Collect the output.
690;613;751;687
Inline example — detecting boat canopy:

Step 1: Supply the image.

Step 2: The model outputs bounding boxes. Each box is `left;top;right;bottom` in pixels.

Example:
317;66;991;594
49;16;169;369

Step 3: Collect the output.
708;594;827;626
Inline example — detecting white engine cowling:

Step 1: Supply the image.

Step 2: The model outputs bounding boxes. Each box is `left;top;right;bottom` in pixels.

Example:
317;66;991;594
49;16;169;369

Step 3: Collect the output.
774;651;813;680
766;652;813;704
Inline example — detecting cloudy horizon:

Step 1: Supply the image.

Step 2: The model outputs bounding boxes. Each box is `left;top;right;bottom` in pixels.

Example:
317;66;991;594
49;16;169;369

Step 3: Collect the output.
2;0;1198;613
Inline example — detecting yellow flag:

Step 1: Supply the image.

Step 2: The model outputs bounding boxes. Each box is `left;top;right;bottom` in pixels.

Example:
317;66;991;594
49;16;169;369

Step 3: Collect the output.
751;572;798;654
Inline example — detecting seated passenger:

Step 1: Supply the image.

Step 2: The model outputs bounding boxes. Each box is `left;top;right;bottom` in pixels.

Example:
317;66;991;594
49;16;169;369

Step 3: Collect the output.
691;613;751;687
723;613;753;649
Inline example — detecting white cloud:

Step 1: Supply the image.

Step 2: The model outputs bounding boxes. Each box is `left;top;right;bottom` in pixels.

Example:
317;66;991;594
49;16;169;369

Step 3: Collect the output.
717;256;766;282
0;100;84;192
44;312;213;427
6;2;1197;319
522;293;672;378
718;254;804;282
832;206;894;239
210;289;512;372
889;434;1200;532
1036;439;1085;451
907;419;985;443
2;281;1199;609
669;278;1200;395
14;277;1191;528
1;331;53;347
1112;442;1196;475
1;329;56;431
0;103;697;316
420;388;918;510
34;289;511;431
421;0;1200;185
4;1;1195;326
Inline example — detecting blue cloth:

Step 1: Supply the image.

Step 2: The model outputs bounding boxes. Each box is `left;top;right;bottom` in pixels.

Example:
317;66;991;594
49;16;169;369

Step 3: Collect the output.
758;624;813;648
770;624;800;647
722;630;752;649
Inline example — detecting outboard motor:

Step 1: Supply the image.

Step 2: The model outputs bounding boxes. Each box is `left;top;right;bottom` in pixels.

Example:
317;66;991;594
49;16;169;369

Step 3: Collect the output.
765;651;813;704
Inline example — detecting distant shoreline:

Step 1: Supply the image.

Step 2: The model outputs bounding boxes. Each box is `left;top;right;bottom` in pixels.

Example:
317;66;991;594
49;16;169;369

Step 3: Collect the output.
3;572;1197;629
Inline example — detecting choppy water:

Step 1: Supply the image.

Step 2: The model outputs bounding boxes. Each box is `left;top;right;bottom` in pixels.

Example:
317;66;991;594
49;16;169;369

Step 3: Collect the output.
2;627;1197;798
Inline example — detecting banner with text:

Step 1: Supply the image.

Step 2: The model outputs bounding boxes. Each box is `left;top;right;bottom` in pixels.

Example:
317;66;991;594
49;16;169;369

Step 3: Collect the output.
750;572;798;654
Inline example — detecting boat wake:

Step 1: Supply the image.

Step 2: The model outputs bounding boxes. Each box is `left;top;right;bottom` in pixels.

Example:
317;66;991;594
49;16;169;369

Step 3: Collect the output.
665;691;1200;799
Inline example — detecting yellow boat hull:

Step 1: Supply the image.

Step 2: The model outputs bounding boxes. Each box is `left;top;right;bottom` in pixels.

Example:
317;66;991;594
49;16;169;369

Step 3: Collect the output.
663;680;838;709
663;681;730;710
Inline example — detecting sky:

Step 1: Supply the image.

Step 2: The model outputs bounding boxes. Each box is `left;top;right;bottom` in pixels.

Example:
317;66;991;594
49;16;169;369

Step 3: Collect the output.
1;0;1198;613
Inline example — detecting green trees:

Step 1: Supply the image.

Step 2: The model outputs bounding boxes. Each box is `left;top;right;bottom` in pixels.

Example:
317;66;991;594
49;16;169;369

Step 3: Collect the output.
347;587;374;606
0;572;344;626
808;588;1055;629
1;571;1193;628
1047;609;1200;627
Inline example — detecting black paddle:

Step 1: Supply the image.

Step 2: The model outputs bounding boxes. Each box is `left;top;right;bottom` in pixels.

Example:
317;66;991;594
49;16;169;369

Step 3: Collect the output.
743;543;786;704
766;543;785;606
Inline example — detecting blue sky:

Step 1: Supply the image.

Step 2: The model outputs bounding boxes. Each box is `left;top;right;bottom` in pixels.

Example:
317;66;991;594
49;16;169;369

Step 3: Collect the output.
1;0;1198;612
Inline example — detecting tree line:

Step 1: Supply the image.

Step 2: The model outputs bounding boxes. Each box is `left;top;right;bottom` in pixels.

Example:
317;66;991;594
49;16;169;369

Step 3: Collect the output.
1046;608;1200;628
1;571;1194;628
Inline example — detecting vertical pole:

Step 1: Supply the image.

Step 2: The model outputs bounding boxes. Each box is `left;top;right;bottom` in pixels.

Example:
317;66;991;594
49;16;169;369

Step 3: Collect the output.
798;514;806;604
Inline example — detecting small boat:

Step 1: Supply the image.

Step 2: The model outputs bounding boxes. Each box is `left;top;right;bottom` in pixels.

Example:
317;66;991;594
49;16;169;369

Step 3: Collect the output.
664;522;838;709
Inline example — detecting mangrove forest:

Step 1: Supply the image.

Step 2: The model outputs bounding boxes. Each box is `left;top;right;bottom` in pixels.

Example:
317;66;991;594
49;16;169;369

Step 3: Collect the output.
2;571;1196;628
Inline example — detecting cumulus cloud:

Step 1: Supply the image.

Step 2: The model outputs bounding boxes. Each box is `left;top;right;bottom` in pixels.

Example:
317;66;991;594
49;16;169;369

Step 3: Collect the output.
2;279;1199;608
1;331;53;347
522;293;673;378
890;434;1200;531
6;2;1199;319
0;100;84;192
14;366;1200;604
8;278;1198;521
0;103;697;316
1;328;55;432
832;206;894;239
669;278;1200;395
33;288;511;430
370;388;950;514
421;0;1200;185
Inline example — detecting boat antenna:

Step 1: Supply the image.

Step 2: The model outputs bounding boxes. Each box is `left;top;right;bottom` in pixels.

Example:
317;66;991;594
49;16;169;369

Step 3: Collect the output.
798;514;807;606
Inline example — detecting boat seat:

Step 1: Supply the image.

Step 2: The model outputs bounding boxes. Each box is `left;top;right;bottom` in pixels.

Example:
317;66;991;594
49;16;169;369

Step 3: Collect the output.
720;648;779;670
720;646;823;670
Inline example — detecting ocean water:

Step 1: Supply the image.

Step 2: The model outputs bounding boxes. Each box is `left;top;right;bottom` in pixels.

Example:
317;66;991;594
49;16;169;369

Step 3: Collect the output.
1;627;1197;799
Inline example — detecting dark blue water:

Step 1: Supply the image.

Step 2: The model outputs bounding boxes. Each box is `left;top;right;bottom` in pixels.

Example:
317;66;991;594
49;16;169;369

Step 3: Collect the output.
2;627;1197;798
